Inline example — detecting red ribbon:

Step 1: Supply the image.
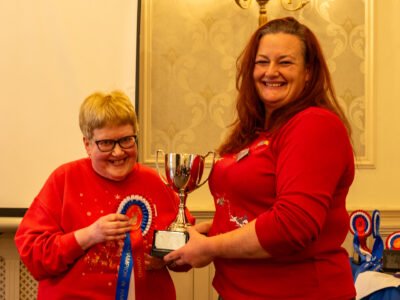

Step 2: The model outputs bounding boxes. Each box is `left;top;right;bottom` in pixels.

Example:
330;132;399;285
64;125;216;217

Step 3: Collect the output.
126;205;146;299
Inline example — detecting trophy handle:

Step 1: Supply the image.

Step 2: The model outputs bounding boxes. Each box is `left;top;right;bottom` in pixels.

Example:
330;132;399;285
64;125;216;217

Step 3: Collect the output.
196;151;216;188
155;149;169;185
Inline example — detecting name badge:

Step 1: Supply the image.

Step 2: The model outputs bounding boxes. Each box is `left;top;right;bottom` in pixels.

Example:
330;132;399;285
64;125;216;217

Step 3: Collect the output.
236;148;249;162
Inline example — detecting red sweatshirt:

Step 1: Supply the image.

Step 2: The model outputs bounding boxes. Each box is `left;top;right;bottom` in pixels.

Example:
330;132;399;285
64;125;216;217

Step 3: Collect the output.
208;107;356;300
15;159;191;300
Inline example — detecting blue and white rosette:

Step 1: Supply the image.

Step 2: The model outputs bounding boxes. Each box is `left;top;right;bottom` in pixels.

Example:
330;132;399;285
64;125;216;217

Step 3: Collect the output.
116;195;153;300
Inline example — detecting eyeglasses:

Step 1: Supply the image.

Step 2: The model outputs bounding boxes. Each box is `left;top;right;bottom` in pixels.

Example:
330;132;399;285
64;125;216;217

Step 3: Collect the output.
94;135;137;152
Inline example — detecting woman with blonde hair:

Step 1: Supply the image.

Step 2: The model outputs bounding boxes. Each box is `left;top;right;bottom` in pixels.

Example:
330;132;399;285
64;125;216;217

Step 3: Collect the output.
16;90;192;300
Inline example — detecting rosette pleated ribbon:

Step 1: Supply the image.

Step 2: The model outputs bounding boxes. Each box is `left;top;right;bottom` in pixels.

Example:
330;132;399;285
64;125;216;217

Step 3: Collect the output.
116;195;153;300
386;230;400;250
349;209;384;280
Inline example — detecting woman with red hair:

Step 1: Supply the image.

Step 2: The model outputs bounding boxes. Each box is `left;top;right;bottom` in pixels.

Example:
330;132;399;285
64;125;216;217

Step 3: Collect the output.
166;17;355;300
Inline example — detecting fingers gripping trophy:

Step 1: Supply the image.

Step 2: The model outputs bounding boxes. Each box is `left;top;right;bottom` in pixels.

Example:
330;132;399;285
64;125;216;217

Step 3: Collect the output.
151;150;215;257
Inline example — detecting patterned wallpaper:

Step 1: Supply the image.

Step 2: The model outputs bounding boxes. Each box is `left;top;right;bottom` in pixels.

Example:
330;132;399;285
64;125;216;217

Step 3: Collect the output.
139;0;372;166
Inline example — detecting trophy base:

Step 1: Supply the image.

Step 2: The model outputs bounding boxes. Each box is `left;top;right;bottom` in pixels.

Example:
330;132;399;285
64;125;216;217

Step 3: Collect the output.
151;230;189;258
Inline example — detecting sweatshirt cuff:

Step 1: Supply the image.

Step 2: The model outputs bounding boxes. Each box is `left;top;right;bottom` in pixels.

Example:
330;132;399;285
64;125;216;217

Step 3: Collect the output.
59;231;86;263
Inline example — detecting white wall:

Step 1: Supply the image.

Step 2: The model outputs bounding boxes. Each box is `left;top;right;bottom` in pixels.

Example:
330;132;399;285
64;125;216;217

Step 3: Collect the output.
0;1;139;208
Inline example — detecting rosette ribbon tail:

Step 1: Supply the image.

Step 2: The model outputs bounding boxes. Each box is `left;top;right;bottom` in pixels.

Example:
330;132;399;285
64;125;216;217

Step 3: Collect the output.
116;196;153;300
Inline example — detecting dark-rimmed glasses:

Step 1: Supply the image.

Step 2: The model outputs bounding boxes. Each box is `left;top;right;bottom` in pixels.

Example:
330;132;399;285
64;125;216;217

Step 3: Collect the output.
94;135;137;152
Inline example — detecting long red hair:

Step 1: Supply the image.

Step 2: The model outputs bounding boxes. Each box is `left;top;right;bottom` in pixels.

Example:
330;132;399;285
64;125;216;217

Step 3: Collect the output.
218;17;350;155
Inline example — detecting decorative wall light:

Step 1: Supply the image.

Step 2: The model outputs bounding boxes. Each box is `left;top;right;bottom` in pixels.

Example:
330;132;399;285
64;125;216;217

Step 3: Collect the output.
235;0;309;25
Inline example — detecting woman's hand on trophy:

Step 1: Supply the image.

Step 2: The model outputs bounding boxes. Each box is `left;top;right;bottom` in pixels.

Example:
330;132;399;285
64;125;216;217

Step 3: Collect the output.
144;253;167;271
164;226;215;268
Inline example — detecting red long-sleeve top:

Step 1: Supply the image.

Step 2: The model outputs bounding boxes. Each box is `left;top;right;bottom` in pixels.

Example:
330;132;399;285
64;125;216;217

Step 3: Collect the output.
15;159;191;300
208;107;356;300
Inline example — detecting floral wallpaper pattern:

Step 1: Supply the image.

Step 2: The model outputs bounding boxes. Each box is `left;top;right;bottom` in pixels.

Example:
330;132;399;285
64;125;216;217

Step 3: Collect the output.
139;0;372;166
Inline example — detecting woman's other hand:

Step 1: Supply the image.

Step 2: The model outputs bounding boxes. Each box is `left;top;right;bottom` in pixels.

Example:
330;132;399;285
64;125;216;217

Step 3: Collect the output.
164;226;214;268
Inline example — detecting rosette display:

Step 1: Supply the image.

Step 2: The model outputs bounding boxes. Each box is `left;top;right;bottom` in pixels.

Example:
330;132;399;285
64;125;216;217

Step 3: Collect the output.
116;195;153;300
349;209;384;280
386;231;400;250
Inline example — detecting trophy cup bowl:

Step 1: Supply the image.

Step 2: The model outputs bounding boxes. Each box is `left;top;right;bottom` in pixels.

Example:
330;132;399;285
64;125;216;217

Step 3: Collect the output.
151;150;215;257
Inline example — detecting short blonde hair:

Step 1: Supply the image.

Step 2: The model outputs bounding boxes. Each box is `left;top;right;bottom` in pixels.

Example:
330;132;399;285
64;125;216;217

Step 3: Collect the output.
79;90;138;139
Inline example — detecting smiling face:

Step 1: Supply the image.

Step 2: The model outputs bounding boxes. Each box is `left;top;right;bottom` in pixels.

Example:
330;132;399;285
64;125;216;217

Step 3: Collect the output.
253;33;310;117
84;123;137;181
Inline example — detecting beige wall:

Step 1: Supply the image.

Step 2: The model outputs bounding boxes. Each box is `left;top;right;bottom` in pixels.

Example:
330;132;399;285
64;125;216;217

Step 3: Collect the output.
347;0;400;211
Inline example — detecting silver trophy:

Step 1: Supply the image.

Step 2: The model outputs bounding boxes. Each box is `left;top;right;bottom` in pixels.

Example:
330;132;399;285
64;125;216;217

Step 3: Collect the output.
151;150;215;257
